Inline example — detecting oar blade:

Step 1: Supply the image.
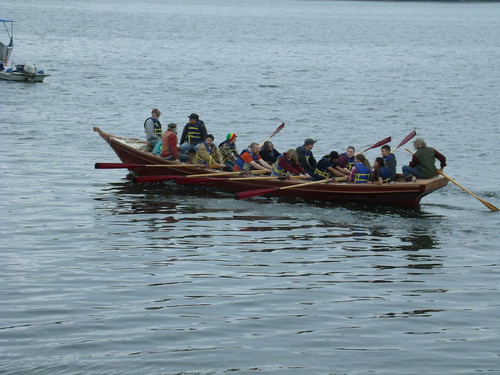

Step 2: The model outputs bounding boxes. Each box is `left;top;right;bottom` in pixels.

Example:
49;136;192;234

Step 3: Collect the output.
397;129;417;148
236;188;277;200
133;175;182;183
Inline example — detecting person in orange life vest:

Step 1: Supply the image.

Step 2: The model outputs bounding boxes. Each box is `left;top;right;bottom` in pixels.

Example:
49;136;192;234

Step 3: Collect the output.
370;157;392;184
219;133;239;171
180;113;208;154
144;108;163;152
195;134;226;169
381;145;397;181
350;154;371;183
234;142;272;172
271;149;309;179
260;141;281;165
337;146;356;176
161;123;189;163
313;151;345;181
295;138;317;176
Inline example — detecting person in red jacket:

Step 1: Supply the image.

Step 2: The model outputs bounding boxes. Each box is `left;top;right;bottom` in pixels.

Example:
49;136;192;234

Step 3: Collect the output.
271;149;310;179
161;123;189;163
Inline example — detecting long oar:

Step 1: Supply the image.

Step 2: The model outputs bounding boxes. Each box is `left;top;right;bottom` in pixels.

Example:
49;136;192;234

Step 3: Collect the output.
439;171;498;211
134;169;269;184
355;137;391;156
236;176;347;200
259;122;285;147
405;148;498;212
95;162;214;169
176;175;304;184
391;130;417;153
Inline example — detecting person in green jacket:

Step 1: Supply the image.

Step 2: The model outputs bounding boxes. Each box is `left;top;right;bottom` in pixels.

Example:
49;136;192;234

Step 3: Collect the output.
403;138;446;181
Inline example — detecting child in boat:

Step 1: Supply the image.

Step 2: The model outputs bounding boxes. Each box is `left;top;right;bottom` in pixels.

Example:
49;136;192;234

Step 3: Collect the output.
370;157;392;184
350;154;371;183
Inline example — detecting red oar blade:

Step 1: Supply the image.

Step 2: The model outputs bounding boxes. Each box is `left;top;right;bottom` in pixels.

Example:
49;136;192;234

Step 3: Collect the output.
133;175;182;183
95;162;142;169
269;122;285;137
396;130;417;148
356;136;391;155
236;188;278;200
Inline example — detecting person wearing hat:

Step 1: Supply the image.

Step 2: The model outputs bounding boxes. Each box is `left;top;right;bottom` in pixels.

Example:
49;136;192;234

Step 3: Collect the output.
313;151;345;181
218;133;239;171
161;123;189;163
144;108;163;152
295;138;318;176
180;113;208;154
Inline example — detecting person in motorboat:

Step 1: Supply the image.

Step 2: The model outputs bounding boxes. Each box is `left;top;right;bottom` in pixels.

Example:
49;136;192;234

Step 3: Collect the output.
295;138;318;177
403;137;446;181
0;58;6;71
350;154;371;183
370;157;392;184
337;146;356;176
144;108;163;152
219;133;239;171
381;144;397;181
271;149;309;179
159;123;189;163
313;151;345;181
233;142;273;172
180;113;208;154
259;141;281;165
195;134;226;169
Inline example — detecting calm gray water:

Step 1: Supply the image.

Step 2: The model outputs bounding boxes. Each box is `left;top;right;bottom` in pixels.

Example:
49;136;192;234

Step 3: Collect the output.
1;0;500;374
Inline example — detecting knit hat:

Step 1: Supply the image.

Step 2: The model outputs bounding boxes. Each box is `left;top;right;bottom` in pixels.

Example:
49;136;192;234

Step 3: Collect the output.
167;123;177;130
226;133;237;142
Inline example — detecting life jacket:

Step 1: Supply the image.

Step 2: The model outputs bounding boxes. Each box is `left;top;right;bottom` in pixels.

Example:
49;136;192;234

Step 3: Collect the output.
380;166;392;183
185;120;205;145
383;154;395;164
144;117;162;137
298;146;313;165
272;154;288;176
219;140;236;162
235;149;259;171
196;141;215;165
353;162;371;183
313;157;334;180
341;152;356;170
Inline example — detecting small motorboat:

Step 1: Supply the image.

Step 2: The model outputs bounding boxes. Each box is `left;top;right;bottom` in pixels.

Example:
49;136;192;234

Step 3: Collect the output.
0;19;50;83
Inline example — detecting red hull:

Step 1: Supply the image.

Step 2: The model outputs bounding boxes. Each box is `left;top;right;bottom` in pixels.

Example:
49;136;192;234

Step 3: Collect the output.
94;127;448;207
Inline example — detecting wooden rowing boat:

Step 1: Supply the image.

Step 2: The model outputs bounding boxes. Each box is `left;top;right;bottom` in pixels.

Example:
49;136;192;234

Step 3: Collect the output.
94;127;448;207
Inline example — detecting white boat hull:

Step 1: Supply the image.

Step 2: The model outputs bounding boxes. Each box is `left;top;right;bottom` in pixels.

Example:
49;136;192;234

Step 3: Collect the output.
0;70;50;82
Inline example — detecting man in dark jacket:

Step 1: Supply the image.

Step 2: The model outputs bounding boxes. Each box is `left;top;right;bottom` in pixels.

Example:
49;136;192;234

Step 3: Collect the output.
402;138;446;181
296;138;317;176
381;144;397;181
180;113;208;154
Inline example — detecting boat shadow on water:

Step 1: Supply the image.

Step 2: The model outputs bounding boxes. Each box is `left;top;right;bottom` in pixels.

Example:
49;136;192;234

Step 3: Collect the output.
95;178;443;220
